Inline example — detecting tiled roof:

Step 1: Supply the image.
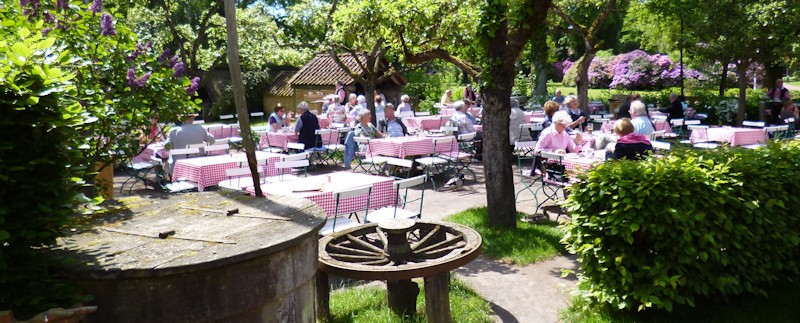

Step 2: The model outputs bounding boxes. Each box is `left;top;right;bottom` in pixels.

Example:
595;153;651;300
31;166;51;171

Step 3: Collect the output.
265;71;297;97
288;53;364;86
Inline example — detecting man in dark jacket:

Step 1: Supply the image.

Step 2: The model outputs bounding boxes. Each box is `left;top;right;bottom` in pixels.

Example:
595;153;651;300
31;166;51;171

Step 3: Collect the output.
294;101;321;149
377;104;408;137
659;93;684;123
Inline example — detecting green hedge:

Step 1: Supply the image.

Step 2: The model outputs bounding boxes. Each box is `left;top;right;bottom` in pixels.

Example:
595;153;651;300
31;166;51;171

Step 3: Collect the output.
562;142;800;312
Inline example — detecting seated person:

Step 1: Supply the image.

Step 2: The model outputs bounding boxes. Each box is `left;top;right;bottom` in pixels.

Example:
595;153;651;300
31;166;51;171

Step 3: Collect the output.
606;118;653;160
377;103;408;137
397;94;414;117
552;89;565;105
767;79;791;125
349;95;367;122
564;95;587;130
531;111;582;175
779;99;799;127
326;101;348;124
542;100;559;129
659;93;684;123
617;95;632;119
596;100;653;149
268;104;289;132
449;100;476;136
441;89;453;104
355;109;384;139
294;101;322;149
509;98;531;143
163;113;215;175
464;99;478;124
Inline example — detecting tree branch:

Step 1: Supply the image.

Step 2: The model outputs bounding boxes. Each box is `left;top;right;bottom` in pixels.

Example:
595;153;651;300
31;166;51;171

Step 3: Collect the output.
329;47;368;85
588;0;618;35
398;31;480;78
551;3;588;37
190;0;224;72
160;0;188;64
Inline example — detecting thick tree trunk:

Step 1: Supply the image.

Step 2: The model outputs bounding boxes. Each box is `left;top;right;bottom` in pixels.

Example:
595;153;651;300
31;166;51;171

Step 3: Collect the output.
575;49;595;115
764;63;783;91
735;62;749;126
530;29;549;97
366;73;377;125
719;62;728;97
223;0;261;196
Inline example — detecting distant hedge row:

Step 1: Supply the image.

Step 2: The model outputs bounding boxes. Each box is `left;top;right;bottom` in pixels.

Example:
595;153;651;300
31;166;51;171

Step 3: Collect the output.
563;142;800;312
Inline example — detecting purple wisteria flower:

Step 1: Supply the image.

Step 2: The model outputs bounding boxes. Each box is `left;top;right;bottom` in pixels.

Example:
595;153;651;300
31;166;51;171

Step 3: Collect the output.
20;0;40;15
172;62;185;78
100;13;116;36
42;28;52;36
158;48;171;64
127;69;151;90
43;11;55;23
168;54;179;68
56;0;68;10
127;67;136;85
90;0;102;14
185;77;201;96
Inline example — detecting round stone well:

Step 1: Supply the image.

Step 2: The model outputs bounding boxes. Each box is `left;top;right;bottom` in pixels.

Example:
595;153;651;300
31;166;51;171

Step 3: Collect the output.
48;191;326;322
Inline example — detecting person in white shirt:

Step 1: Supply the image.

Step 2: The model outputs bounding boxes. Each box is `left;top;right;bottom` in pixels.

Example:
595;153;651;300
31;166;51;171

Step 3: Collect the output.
397;94;414;117
450;101;476;135
509;98;532;143
629;100;655;136
163;113;215;175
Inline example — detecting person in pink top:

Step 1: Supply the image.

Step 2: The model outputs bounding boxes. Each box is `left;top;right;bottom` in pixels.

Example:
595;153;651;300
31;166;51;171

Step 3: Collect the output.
531;111;582;176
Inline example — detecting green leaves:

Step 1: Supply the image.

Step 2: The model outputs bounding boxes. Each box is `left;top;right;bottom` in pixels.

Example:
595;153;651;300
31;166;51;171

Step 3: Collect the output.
563;143;800;312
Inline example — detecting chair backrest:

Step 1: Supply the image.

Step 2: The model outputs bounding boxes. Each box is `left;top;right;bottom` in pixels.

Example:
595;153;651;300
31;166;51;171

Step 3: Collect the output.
458;132;476;142
330;123;345;128
652;115;668;121
315;129;332;135
395;174;426;190
274;159;310;169
216;138;230;144
286;142;305;151
589;114;603;120
416;111;431;116
684;119;701;126
440;126;458;132
539;151;564;161
651;141;671;151
193;120;205;124
225;167;261;178
602;114;614;119
281;152;309;161
220;114;234;120
515;141;537;151
385;157;414;169
202;144;229;155
520;123;544;131
382;175;427;220
186;143;206;149
353;136;370;144
539;151;567;182
649;130;666;141
250;112;264;117
170;147;201;158
528;117;546;123
332;185;372;201
743;120;766;128
766;125;789;140
670;119;685;126
687;125;709;131
337;127;352;133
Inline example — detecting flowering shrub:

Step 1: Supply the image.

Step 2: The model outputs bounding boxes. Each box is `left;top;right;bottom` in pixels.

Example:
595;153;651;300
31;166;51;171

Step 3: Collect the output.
563;50;706;91
551;59;573;82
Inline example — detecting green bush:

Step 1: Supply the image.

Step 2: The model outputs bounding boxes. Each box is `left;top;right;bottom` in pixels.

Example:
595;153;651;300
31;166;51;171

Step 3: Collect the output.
562;143;800;312
0;8;88;317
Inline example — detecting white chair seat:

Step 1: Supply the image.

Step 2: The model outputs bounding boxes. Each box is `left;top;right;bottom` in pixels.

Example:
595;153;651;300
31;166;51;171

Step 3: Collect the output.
415;156;449;165
361;155;389;164
319;217;361;235
693;143;719;149
366;208;419;223
130;162;154;170
742;144;764;149
262;146;284;153
324;144;346;151
218;177;256;191
439;152;473;160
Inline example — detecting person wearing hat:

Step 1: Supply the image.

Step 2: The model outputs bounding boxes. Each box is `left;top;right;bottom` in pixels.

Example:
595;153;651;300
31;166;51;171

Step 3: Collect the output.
163;112;215;175
294;101;322;149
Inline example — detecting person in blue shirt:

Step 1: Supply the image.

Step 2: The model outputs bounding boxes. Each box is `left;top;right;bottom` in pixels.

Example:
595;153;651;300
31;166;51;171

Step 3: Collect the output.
564;95;587;131
268;104;289;132
552;89;565;105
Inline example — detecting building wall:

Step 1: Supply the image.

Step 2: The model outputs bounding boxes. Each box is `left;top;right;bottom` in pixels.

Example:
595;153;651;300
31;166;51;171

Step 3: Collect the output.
262;95;295;115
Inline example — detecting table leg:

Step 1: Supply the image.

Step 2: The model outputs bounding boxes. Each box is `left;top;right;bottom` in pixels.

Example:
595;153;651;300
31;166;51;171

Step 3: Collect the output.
387;279;419;318
316;271;330;322
424;272;452;323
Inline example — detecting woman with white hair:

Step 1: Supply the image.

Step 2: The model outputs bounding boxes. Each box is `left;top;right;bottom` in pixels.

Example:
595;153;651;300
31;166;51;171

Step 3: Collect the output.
345;93;358;115
397;94;414;117
350;95;367;120
354;108;383;139
563;95;587;130
534;110;582;154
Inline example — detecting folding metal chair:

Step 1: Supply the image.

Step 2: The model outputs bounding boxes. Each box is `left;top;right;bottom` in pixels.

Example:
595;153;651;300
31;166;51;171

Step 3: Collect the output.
441;132;477;180
220;114;235;123
319;186;372;235
250;111;265;122
352;137;388;175
532;151;569;220
218;166;265;192
383;157;414;179
514;141;538;202
365;175;427;224
201;144;229;156
414;136;455;190
119;158;156;194
742;120;766;128
682;125;719;149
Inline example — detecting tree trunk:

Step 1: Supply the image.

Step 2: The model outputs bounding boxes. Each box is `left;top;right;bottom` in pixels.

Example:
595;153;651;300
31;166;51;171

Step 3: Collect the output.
735;61;749;126
223;0;262;197
366;72;377;125
719;62;728;97
530;28;549;97
575;48;595;115
764;62;783;91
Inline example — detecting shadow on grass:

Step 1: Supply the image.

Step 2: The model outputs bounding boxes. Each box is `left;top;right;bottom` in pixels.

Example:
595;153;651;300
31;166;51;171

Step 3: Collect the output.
444;207;566;266
329;277;493;323
560;278;800;323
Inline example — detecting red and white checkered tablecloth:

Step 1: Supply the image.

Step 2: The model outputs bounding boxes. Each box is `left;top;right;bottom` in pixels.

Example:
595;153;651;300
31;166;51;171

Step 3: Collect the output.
690;127;765;146
203;125;239;139
525;112;546;122
318;115;355;128
259;131;338;150
133;143;168;163
539;151;605;185
600;120;671;134
402;117;450;131
245;172;397;217
172;151;283;191
369;136;457;158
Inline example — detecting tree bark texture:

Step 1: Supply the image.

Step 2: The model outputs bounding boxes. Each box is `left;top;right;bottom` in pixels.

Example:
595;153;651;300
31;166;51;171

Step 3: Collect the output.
719;62;729;97
223;0;262;197
482;17;518;228
530;28;549;97
424;272;452;323
576;50;596;116
736;62;749;126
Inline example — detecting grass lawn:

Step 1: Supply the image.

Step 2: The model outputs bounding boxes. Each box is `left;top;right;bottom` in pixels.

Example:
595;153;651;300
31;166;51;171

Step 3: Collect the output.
560;279;800;322
545;82;682;100
443;207;565;265
329;277;493;323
